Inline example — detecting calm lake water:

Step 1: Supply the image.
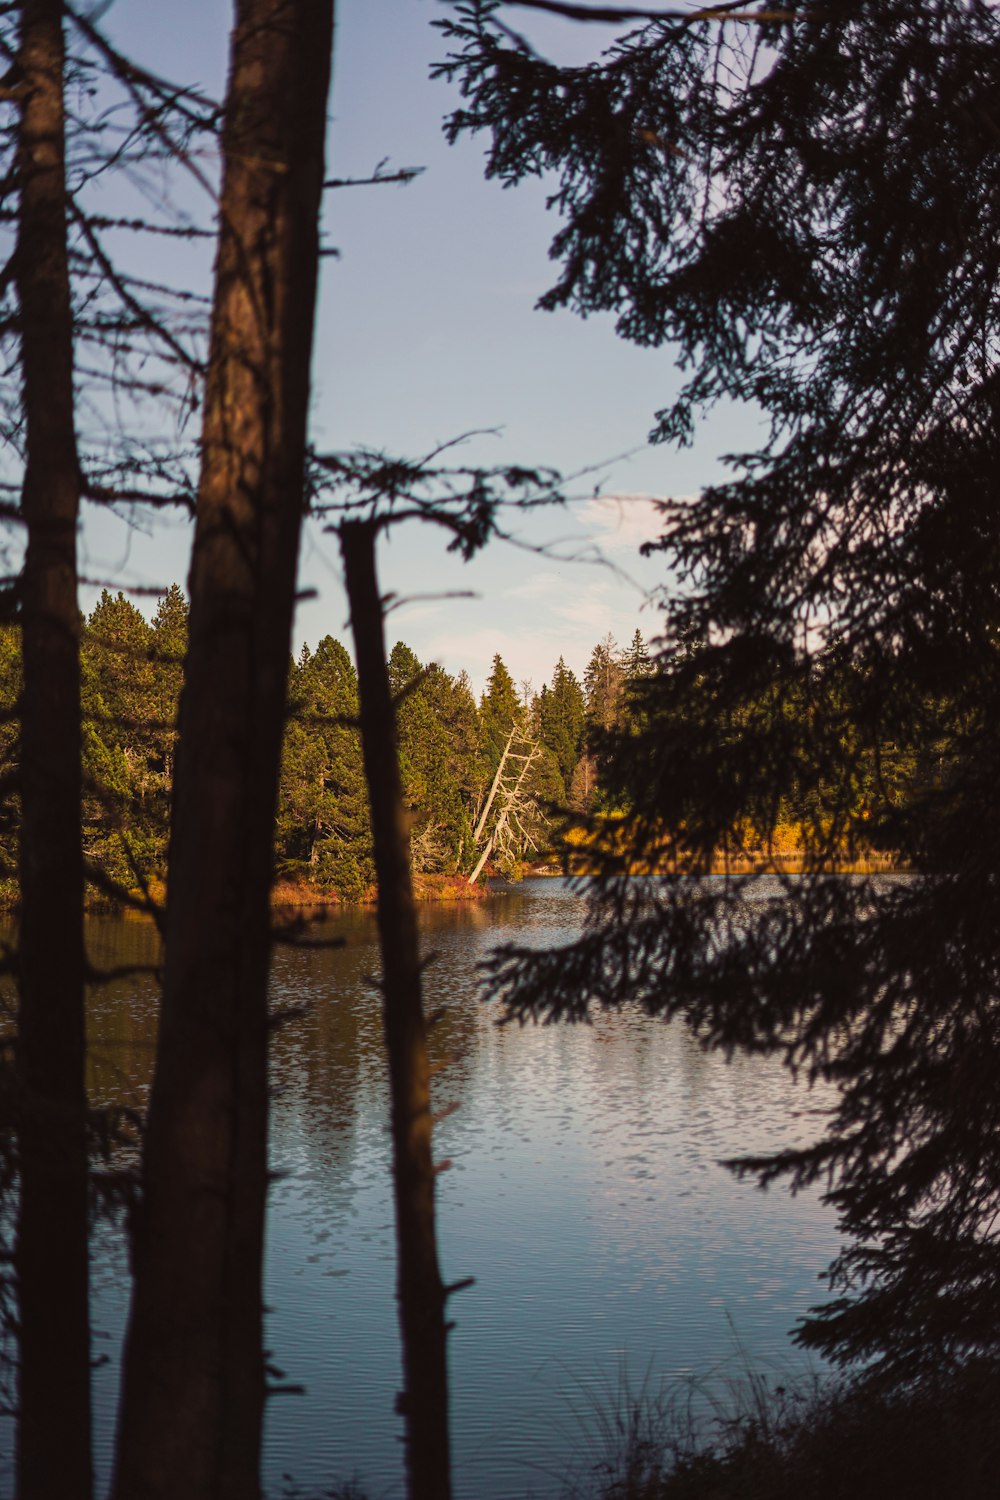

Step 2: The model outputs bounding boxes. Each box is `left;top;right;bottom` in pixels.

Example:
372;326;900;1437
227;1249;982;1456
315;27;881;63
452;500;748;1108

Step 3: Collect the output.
7;878;842;1498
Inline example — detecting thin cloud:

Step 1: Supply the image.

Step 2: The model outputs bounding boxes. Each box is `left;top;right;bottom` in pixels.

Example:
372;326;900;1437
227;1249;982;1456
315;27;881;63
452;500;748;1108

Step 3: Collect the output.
505;569;566;600
576;493;668;554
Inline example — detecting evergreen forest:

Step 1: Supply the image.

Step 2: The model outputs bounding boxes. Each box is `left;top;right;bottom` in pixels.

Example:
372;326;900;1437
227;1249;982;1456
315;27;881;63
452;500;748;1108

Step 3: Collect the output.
0;587;923;912
0;589;660;904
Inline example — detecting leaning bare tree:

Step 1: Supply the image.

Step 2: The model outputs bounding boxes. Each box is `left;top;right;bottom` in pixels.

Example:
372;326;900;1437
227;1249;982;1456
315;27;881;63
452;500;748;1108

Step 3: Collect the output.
468;724;543;884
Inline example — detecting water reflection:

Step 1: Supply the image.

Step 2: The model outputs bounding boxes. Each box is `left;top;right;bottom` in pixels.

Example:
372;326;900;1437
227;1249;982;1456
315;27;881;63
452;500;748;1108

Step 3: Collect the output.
8;880;843;1499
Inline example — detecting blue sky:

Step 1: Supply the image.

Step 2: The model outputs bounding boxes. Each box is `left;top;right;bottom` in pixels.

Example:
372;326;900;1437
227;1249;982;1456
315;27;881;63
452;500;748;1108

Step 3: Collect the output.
82;0;758;692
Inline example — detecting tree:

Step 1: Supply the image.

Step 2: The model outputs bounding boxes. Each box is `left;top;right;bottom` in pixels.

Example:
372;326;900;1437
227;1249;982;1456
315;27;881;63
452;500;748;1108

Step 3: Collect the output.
467;723;552;882
1;0;221;1475
478;651;522;776
340;524;454;1500
582;634;625;807
537;655;585;795
149;584;189;801
3;0;216;1486
446;0;1000;1382
421;665;481;872
112;5;336;1498
313;437;562;1498
622;629;649;684
389;645;479;875
12;4;92;1494
81;592;158;891
278;635;372;899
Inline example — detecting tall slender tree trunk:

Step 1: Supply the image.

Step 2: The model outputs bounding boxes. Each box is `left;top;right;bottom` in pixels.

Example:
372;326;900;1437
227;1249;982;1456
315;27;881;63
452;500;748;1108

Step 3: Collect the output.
112;5;335;1499
13;2;92;1496
341;520;453;1500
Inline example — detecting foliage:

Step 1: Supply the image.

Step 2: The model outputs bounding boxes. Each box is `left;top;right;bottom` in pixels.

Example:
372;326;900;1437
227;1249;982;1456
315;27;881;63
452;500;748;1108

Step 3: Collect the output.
538;656;586;795
443;0;1000;1380
0;585;664;898
81;592;158;891
571;1361;1000;1500
278;637;373;901
398;657;481;873
478;651;523;776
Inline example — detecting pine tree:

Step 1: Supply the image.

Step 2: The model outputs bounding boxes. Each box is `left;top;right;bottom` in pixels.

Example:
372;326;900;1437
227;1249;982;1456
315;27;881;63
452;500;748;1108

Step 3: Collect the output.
81;592;157;890
149;584;188;803
448;0;1000;1381
278;636;372;900
622;630;649;684
584;635;624;740
478;652;522;778
538;656;585;796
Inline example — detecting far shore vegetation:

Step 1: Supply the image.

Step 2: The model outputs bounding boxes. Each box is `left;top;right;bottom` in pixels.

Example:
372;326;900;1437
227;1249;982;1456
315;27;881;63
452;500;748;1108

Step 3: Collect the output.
0;587;915;914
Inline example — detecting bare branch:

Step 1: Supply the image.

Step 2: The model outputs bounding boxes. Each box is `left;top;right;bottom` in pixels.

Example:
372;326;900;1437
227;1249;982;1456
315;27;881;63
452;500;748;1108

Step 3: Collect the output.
324;157;425;190
489;0;797;25
68;202;204;375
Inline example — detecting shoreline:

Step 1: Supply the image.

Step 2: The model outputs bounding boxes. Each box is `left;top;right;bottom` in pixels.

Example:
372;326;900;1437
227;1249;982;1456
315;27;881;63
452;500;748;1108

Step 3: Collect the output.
527;854;907;877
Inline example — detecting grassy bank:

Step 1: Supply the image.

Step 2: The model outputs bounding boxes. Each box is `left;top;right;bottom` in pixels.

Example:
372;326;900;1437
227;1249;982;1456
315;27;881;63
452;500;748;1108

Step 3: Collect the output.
564;1361;1000;1500
268;871;490;909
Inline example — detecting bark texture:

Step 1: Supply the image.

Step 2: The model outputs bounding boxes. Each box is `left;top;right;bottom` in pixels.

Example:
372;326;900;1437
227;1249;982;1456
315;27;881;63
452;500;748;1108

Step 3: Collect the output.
13;2;92;1495
341;520;453;1500
112;5;335;1498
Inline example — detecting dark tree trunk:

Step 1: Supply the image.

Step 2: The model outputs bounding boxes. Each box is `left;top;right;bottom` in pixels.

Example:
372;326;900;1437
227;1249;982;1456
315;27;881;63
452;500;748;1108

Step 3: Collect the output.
112;5;335;1499
340;520;453;1500
13;2;92;1496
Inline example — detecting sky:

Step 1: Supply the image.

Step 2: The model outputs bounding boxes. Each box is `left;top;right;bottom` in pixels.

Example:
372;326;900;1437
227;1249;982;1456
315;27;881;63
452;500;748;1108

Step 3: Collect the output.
81;0;760;693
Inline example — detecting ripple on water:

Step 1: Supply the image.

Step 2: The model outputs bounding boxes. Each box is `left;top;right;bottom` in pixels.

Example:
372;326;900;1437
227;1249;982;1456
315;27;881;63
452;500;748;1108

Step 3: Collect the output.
1;880;842;1500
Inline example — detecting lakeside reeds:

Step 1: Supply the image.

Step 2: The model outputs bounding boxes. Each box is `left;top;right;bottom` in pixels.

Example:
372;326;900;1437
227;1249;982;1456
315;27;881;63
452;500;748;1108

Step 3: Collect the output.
563;1360;1000;1500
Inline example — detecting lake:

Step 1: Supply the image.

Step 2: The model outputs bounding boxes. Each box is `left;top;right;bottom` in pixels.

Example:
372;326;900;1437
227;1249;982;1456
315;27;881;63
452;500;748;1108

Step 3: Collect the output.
8;878;842;1498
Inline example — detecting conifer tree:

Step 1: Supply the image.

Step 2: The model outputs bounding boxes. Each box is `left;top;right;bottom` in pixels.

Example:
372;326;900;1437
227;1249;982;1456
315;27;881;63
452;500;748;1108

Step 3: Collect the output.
584;635;624;740
149;584;189;801
538;656;585;795
448;0;1000;1380
478;652;522;777
622;630;649;685
279;636;372;899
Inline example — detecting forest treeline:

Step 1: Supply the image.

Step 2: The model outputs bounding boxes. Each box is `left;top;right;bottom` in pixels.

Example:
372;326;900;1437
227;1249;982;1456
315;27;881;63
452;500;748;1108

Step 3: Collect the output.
0;586;657;902
0;586;927;910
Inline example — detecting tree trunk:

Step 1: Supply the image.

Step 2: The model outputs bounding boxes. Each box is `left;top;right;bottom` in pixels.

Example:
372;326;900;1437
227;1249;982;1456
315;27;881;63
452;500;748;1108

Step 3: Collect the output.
469;736;539;884
467;832;495;887
340;519;453;1500
112;5;335;1499
472;724;515;844
13;2;92;1496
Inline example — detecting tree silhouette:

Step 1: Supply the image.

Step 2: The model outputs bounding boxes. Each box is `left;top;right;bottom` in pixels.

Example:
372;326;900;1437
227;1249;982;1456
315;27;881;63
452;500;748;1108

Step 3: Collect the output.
112;4;336;1497
446;0;1000;1381
12;3;91;1491
2;2;214;1489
